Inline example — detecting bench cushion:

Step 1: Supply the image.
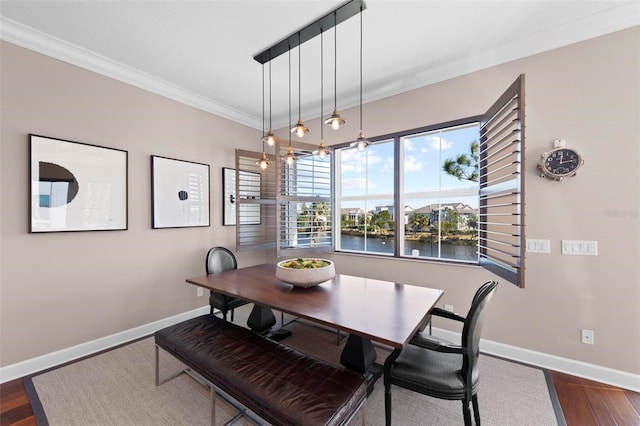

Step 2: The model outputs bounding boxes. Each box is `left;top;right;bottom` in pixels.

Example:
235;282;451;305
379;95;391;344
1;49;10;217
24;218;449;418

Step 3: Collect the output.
155;315;366;426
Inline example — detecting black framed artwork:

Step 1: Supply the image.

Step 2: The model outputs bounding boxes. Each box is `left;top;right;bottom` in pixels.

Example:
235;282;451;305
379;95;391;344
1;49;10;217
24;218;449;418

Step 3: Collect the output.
29;134;128;233
151;155;210;229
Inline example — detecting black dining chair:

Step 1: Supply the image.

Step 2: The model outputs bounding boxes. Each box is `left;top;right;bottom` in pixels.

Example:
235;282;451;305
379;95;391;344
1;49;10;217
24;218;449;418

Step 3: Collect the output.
384;281;498;426
206;247;250;322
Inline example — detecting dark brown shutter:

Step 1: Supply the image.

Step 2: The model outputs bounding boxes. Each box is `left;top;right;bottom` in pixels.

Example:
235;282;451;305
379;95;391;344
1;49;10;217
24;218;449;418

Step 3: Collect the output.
478;74;525;287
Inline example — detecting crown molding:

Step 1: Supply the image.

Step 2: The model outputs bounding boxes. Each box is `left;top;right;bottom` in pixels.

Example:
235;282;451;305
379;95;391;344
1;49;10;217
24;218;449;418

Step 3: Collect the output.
0;17;263;130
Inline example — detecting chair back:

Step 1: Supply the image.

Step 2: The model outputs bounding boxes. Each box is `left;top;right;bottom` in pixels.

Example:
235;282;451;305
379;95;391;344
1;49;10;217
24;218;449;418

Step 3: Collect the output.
460;281;498;386
206;247;237;275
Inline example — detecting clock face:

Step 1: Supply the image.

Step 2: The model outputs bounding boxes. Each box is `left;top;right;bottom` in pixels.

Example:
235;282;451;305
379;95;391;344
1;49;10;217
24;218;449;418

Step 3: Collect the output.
541;148;582;177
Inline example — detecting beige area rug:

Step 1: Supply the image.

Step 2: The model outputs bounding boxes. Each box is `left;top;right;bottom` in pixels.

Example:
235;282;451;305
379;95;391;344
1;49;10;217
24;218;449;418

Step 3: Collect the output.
29;310;562;425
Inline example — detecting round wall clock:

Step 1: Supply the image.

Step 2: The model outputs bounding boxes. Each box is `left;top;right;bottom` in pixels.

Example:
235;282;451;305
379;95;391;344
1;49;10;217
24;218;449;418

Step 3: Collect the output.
537;147;584;181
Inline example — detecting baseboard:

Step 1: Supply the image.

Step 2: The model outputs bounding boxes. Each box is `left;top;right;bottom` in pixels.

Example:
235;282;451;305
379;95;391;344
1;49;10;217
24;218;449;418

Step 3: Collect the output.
0;306;210;384
2;309;638;393
432;327;640;393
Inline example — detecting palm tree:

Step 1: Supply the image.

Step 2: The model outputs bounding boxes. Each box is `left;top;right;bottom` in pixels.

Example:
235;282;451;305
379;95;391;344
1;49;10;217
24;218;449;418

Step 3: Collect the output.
443;140;479;182
409;213;429;233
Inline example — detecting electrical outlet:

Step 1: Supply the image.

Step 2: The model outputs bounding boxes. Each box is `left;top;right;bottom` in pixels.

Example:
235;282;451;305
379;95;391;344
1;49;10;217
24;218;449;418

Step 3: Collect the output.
196;287;204;297
581;329;594;345
444;304;454;312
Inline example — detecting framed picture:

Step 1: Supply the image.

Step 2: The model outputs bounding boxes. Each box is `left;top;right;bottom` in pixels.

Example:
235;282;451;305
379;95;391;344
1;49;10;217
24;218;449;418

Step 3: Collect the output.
151;156;210;229
223;167;261;226
29;134;128;233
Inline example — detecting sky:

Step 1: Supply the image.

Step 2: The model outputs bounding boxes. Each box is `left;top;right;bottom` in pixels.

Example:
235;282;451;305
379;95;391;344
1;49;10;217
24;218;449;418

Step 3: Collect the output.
338;122;480;215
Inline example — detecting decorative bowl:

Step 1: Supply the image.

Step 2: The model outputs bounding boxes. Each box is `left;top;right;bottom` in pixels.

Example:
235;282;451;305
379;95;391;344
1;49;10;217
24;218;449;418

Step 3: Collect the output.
276;258;335;288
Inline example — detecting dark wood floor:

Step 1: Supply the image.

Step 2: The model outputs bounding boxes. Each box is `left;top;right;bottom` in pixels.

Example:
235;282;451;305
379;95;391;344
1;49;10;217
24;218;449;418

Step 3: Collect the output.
1;370;639;425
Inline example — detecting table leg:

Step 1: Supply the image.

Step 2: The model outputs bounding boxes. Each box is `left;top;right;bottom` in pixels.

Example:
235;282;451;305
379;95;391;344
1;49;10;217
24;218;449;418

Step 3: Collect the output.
246;304;276;333
340;335;381;395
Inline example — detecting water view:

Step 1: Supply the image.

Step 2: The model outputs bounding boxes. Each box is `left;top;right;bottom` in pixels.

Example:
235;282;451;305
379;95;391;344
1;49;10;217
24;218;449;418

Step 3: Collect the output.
339;234;478;261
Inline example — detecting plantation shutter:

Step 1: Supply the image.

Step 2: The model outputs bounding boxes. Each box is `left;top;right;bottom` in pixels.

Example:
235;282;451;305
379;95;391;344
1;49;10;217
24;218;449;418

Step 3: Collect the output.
235;149;277;251
478;74;526;287
276;139;333;257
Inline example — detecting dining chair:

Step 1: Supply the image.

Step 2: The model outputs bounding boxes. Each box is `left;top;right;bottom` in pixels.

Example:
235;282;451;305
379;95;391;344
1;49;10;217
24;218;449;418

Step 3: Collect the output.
383;280;498;426
206;247;250;322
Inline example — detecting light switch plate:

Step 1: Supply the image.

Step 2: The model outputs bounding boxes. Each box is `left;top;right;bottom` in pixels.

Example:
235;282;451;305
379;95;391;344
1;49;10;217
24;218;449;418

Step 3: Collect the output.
526;239;551;253
562;240;598;256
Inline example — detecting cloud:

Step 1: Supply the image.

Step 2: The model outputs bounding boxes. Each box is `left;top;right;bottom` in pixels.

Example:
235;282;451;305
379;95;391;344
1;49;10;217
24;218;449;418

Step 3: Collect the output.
340;148;382;174
404;139;415;152
404;155;423;172
380;157;395;174
341;177;371;191
426;135;454;150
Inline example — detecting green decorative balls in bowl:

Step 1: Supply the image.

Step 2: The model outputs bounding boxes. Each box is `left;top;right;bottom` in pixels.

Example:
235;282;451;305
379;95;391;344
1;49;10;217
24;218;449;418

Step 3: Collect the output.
276;258;335;288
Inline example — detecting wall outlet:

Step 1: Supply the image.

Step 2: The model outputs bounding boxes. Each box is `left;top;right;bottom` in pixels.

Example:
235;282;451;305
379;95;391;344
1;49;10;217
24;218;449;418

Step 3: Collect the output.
444;304;454;312
196;287;204;297
581;329;594;345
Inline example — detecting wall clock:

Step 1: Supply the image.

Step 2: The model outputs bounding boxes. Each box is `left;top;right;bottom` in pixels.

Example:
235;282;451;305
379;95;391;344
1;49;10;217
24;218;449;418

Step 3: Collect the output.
537;146;584;181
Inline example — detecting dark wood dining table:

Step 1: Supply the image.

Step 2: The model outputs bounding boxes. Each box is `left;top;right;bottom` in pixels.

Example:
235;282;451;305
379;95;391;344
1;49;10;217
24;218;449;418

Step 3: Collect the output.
186;263;443;390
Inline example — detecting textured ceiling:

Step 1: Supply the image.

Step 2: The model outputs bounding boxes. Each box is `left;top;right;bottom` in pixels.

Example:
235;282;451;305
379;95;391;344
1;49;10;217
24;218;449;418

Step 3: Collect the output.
1;1;638;130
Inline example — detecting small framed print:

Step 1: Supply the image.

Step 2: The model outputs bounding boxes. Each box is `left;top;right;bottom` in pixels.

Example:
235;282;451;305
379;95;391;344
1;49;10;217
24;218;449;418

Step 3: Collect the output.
222;167;261;226
29;134;128;233
151;156;210;229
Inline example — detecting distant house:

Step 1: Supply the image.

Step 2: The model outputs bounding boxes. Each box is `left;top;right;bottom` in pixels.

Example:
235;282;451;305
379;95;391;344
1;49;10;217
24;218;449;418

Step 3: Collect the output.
411;203;478;231
340;208;364;225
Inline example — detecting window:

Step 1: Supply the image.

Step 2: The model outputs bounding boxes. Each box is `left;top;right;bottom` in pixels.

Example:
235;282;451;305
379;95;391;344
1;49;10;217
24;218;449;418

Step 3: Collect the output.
276;140;332;257
334;75;525;287
335;121;480;263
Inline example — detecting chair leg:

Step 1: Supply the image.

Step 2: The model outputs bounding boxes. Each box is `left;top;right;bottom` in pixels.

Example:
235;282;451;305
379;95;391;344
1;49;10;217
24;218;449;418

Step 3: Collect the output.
222;309;228;322
462;398;472;426
230;308;235;322
472;393;481;425
384;384;392;426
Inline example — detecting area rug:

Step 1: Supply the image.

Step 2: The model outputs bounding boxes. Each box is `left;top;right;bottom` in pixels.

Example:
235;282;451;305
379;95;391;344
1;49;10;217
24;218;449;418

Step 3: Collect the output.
27;314;563;425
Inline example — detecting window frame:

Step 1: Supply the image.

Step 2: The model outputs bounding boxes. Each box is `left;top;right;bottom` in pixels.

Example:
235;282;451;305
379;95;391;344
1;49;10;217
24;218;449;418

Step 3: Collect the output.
333;116;482;262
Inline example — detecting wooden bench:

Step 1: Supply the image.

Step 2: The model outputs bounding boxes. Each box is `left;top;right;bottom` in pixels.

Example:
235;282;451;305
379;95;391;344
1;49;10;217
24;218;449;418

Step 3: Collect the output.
155;315;367;426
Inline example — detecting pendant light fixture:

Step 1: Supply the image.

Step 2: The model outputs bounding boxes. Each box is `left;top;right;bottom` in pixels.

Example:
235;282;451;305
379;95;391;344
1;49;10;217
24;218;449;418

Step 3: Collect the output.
256;64;270;170
325;12;346;131
317;29;329;159
283;47;296;166
352;7;369;152
291;35;309;138
262;60;278;147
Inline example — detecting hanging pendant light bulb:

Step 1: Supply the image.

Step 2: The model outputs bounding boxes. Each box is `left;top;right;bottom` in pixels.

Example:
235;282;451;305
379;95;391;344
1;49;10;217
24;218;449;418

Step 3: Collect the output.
325;13;345;131
283;46;296;166
262;60;278;146
256;151;270;170
291;34;309;138
256;64;270;170
351;7;369;152
317;29;329;159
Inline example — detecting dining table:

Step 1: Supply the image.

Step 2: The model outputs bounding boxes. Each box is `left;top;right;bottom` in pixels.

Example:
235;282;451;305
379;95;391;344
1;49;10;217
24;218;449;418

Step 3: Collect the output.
186;263;444;392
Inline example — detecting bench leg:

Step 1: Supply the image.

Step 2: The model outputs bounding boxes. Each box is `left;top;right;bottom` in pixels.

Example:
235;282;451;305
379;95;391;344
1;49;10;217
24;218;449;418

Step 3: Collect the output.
211;384;216;426
155;345;189;386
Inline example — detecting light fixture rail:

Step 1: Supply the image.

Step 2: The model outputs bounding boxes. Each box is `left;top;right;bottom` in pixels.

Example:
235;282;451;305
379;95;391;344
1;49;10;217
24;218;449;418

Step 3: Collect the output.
253;0;366;64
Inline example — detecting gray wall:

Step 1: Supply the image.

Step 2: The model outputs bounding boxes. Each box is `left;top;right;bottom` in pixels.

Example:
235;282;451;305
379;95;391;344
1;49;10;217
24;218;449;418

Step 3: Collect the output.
1;27;639;378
